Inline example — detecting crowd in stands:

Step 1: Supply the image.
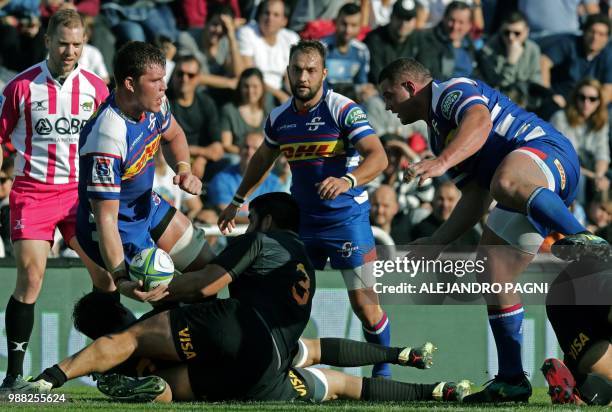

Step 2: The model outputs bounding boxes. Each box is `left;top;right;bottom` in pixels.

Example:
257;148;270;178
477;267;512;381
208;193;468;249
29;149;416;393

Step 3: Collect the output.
0;0;611;256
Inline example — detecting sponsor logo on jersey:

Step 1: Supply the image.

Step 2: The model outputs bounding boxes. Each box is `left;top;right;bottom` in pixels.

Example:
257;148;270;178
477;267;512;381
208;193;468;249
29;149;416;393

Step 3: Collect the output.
147;113;156;131
306;116;325;131
93;156;113;184
35;117;87;135
553;158;566;190
277;123;297;131
281;140;345;161
288;370;308;396
345;107;367;126
568;332;589;360
32;100;47;111
123;135;161;180
440;90;462;120
178;327;197;360
81;101;93;111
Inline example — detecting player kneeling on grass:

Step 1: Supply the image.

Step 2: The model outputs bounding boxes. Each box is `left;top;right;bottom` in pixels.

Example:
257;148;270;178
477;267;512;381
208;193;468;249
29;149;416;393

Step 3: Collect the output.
18;193;468;403
541;256;612;406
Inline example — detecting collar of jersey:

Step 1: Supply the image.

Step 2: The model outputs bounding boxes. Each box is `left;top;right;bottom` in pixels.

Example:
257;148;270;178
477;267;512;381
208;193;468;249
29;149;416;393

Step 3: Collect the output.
109;93;146;123
42;60;80;86
291;87;328;114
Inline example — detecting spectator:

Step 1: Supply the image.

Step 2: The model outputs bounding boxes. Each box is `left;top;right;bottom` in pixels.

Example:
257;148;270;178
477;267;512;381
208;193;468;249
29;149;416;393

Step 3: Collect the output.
153;35;177;85
100;0;178;48
206;132;283;223
78;17;110;84
370;184;413;244
168;55;224;180
586;199;611;232
550;78;610;203
364;0;417;84
540;14;612;107
321;3;370;90
0;1;46;72
416;0;484;33
220;68;271;155
174;0;241;35
478;11;541;89
409;1;479;79
518;0;599;39
190;5;244;97
369;135;434;221
237;0;299;103
410;181;481;245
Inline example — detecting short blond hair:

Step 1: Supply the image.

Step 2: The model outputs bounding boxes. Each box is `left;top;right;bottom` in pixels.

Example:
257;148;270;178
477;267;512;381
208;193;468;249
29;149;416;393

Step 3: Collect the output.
46;9;84;38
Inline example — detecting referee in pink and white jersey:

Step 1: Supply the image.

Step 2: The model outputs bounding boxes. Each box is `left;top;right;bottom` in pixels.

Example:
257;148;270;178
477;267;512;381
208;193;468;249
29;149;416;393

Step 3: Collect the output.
0;9;110;391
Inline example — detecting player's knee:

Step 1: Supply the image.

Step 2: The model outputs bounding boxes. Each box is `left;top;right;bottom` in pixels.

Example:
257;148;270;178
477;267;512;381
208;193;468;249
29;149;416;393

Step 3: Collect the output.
490;173;518;202
351;303;382;327
14;269;45;301
169;225;210;272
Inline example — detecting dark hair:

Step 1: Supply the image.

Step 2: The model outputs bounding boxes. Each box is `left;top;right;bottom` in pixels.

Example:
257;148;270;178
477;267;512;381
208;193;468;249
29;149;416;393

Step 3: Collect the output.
378;57;432;85
73;292;137;340
256;0;291;20
237;67;265;108
289;40;327;66
207;3;235;21
584;13;611;34
443;1;472;19
46;9;84;37
337;3;361;18
249;192;300;232
501;10;527;26
113;41;166;86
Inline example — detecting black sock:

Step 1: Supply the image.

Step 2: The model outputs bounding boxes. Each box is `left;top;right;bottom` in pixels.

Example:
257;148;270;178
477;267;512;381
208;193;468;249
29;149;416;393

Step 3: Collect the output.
35;365;67;389
319;338;401;367
360;377;437;401
576;373;612;406
5;296;35;377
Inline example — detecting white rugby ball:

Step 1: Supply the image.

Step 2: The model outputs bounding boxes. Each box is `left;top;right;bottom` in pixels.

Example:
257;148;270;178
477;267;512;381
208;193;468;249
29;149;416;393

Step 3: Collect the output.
129;247;175;292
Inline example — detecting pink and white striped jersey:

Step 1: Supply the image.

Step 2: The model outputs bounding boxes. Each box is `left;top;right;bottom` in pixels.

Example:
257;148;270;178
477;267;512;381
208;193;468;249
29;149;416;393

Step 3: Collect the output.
0;61;109;184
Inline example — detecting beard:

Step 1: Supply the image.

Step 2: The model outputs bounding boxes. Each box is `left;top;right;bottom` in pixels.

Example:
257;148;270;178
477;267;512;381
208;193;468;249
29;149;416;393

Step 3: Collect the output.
291;80;322;102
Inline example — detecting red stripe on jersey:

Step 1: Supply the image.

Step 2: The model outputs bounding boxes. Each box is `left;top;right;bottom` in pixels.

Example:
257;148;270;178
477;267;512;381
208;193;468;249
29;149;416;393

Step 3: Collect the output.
488;303;523;315
338;102;352;115
521;147;547;160
0;66;42;145
80;69;110;107
68;143;77;183
46;143;57;183
23;86;34;177
46;79;57;114
71;74;80;115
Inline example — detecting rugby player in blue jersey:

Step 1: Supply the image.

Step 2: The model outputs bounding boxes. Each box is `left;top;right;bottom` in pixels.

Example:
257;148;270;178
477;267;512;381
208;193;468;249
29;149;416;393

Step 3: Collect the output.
217;40;402;378
378;57;610;402
76;41;215;303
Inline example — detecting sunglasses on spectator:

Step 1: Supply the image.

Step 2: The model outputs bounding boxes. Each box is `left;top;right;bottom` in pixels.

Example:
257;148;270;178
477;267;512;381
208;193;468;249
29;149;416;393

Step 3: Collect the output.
502;29;522;37
577;93;600;102
177;71;198;79
0;176;11;184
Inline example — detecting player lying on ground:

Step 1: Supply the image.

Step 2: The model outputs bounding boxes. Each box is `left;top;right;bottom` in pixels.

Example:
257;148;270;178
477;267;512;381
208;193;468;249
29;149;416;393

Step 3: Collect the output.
378;57;610;403
70;289;437;373
541;256;612;406
18;193;469;403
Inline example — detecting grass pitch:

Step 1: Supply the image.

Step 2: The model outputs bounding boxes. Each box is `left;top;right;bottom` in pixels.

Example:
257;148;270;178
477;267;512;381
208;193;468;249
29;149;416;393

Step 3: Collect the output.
0;387;607;411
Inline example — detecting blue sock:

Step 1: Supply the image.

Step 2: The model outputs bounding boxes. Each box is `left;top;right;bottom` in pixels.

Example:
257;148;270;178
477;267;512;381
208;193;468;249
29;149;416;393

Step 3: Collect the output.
363;312;392;378
488;304;524;380
526;187;585;235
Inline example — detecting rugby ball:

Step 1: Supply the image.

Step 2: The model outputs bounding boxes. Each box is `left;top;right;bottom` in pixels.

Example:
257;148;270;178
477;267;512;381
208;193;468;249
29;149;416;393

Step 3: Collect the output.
129;248;175;292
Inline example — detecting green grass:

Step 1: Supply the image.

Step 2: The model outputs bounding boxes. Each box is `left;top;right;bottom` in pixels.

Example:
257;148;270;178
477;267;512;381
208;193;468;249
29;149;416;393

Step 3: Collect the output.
0;387;607;411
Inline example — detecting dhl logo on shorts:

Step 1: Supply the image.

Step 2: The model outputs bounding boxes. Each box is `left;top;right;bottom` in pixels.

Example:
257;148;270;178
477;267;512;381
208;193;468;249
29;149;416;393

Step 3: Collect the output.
178;327;197;360
568;332;589;360
288;370;307;396
281;140;345;161
122;135;160;180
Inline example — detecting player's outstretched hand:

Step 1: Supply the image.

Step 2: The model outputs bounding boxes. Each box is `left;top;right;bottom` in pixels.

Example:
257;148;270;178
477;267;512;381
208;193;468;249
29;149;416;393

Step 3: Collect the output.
174;172;202;195
218;204;238;235
316;176;351;200
409;157;448;186
118;280;169;302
